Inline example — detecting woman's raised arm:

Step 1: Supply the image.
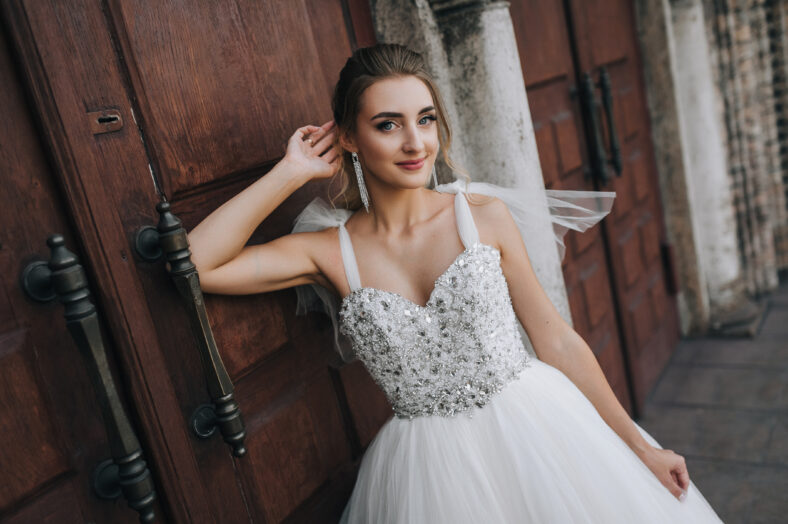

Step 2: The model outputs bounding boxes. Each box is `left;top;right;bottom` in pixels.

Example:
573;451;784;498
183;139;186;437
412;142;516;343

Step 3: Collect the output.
187;120;339;295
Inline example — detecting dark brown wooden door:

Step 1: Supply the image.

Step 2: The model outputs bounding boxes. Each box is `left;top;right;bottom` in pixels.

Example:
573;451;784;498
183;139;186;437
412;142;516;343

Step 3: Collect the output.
0;24;154;523
1;0;381;522
510;0;680;415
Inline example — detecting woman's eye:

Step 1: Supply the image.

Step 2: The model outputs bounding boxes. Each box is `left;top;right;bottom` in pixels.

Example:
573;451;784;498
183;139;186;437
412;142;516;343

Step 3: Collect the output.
420;115;437;125
376;115;436;131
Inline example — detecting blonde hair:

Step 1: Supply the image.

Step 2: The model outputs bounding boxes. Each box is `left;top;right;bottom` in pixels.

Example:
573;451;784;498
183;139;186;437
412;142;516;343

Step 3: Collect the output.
327;43;487;209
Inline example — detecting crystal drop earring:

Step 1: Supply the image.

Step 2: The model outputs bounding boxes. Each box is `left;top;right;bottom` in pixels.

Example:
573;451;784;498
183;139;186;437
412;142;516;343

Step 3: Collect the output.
431;163;439;188
351;151;370;212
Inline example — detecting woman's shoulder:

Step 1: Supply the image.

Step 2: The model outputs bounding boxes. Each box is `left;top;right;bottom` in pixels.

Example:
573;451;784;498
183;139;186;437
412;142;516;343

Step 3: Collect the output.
463;191;513;252
464;191;509;219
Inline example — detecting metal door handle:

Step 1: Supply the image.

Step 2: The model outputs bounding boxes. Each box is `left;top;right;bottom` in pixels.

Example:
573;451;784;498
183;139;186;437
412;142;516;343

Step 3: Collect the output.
135;201;247;457
20;234;156;523
579;72;611;184
598;67;623;176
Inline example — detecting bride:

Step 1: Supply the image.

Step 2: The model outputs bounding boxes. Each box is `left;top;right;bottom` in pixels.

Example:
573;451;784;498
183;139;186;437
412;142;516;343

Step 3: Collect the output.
187;43;724;522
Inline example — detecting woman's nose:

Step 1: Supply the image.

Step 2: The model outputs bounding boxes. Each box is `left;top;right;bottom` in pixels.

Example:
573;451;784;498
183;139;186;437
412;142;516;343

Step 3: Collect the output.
402;123;425;151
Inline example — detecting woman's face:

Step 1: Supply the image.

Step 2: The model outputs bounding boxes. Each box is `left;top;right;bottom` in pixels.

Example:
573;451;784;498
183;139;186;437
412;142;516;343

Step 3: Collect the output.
347;75;440;190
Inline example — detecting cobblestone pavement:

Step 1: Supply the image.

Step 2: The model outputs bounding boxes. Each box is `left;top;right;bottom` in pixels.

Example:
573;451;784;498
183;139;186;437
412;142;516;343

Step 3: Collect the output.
637;283;788;524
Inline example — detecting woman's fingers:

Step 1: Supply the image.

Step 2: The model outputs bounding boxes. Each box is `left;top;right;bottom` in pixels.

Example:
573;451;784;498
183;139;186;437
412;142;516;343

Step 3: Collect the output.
295;124;320;139
304;120;336;142
674;458;690;490
321;148;338;165
312;129;336;153
289;125;320;150
668;455;690;501
288;122;338;161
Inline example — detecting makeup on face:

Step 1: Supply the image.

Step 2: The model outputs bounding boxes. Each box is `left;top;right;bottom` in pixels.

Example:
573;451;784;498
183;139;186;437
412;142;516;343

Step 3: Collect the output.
354;76;440;186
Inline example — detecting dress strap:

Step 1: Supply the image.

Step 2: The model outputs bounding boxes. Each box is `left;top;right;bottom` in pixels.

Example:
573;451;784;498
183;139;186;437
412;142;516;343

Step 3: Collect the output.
453;189;481;249
337;223;362;292
338;191;479;292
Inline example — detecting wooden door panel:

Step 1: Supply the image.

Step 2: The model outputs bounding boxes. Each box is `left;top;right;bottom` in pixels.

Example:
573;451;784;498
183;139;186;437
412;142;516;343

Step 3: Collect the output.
571;0;634;68
4;0;379;520
510;0;632;413
107;0;353;197
0;26;145;522
512;0;680;415
0;331;69;513
570;0;681;409
513;0;574;86
113;0;376;517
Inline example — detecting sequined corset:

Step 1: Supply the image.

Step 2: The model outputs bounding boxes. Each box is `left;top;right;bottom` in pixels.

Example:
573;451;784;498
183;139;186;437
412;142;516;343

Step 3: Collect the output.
337;191;532;420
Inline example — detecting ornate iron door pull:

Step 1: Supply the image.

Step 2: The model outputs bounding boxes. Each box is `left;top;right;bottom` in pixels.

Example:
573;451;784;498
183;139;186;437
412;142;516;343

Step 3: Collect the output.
135;201;247;457
20;234;156;523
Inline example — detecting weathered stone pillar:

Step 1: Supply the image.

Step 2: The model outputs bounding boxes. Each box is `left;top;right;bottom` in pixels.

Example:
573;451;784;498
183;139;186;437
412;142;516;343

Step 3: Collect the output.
635;0;762;334
432;0;571;348
369;0;573;357
634;0;710;334
670;0;745;320
701;0;782;295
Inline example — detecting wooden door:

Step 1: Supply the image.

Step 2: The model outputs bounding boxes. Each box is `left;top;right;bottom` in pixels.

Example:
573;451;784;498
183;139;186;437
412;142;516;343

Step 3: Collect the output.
567;0;680;411
510;1;632;414
2;0;380;522
0;25;155;523
510;0;680;414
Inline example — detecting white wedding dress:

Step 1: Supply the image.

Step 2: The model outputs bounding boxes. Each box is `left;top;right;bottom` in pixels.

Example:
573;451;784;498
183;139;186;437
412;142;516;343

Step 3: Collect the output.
291;179;724;523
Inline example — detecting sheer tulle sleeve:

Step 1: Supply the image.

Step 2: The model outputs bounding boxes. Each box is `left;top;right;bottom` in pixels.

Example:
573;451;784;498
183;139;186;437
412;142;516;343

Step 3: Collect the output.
290;196;357;363
434;179;616;261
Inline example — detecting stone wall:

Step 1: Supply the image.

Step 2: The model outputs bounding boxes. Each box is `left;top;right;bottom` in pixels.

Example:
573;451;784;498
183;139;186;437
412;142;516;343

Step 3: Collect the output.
702;0;787;294
765;0;788;273
368;0;573;357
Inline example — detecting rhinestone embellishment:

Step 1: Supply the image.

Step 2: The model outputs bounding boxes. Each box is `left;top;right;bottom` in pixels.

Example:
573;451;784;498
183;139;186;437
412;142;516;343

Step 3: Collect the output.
339;243;532;420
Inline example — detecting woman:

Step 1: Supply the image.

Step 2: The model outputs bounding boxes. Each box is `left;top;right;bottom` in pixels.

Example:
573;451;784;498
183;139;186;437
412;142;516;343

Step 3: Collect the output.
188;43;724;522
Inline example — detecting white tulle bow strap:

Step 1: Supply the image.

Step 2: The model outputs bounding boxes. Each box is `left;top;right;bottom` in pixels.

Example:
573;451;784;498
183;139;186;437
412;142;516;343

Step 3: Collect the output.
435;179;615;261
290;180;615;362
291;196;356;362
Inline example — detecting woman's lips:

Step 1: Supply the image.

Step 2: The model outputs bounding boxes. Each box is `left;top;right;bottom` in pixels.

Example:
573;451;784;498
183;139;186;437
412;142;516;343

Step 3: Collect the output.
396;157;426;170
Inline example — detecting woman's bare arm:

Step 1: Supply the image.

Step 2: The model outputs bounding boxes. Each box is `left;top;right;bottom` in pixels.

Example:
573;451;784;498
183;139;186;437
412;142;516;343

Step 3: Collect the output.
187;120;339;294
478;196;690;500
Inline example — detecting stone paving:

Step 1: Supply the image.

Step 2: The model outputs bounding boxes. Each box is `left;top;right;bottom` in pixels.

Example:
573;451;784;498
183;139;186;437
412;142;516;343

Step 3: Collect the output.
637;282;788;523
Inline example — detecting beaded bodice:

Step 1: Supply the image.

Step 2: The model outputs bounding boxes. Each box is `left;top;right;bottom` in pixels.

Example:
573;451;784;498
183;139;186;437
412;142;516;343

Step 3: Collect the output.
338;190;532;420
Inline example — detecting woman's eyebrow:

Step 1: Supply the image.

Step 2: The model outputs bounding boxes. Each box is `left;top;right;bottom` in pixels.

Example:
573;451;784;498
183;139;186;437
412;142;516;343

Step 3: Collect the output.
370;106;435;120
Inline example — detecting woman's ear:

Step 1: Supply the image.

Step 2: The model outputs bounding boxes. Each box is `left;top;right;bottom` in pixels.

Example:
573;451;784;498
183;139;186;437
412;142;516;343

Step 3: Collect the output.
338;129;356;153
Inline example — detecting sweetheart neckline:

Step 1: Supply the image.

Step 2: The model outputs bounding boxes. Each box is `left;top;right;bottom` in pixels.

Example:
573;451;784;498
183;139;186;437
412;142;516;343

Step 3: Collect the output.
339;242;500;312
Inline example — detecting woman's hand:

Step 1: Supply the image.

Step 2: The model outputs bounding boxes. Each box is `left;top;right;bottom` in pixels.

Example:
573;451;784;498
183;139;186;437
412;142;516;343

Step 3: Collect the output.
638;445;690;501
283;120;340;182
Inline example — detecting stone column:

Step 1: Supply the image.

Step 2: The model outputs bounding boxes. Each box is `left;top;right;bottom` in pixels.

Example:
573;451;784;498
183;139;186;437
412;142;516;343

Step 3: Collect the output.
369;0;573;357
431;0;572;349
670;0;745;319
701;0;781;295
635;0;762;334
634;0;711;334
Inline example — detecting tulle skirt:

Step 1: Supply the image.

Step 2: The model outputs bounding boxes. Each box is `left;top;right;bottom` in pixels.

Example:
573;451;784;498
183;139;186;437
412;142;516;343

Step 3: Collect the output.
339;358;724;523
